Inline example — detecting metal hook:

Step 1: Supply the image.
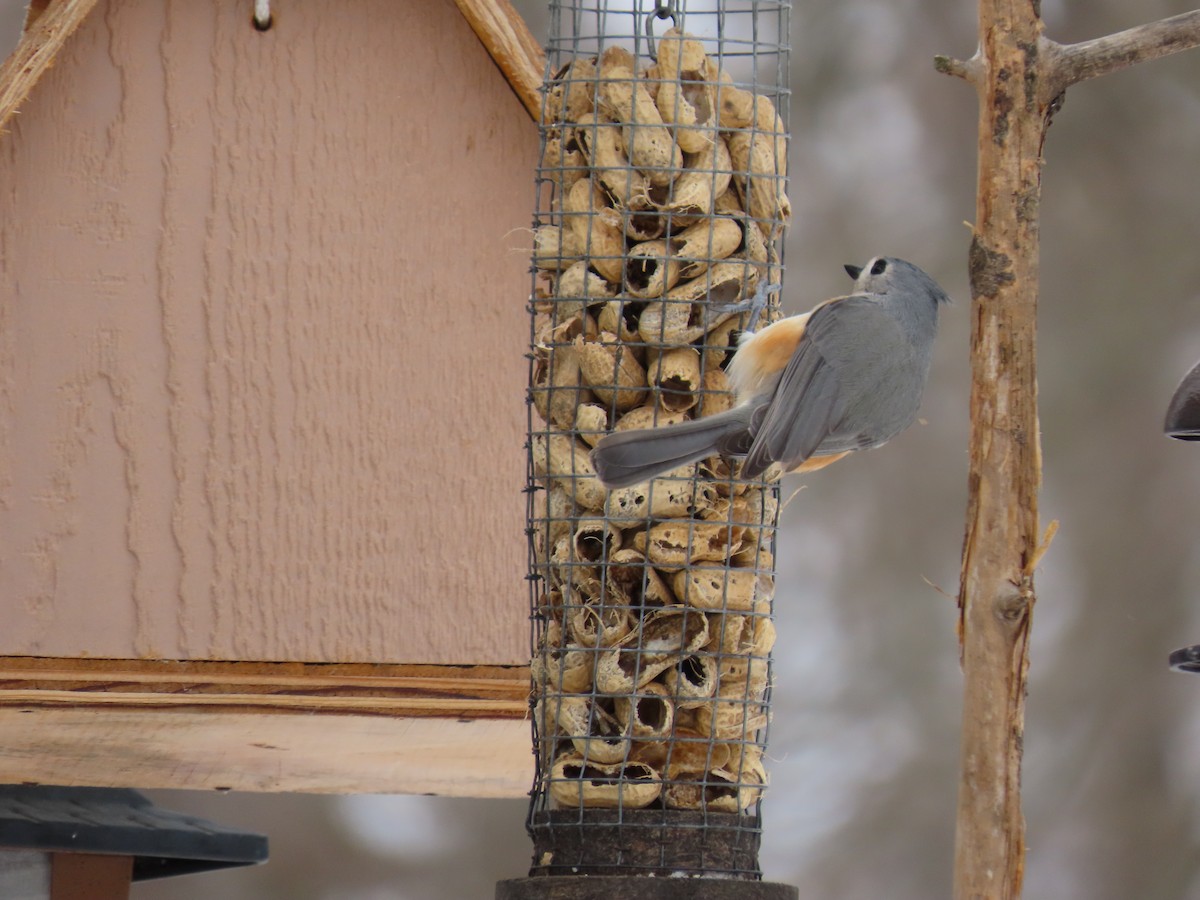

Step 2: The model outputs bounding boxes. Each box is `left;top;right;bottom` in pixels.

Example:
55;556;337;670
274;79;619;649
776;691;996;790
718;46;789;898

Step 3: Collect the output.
644;1;678;61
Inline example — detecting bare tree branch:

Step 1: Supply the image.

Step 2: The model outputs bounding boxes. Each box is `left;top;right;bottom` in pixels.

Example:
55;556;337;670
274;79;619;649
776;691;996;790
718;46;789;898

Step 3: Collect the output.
934;52;982;85
950;0;1043;890
1042;10;1200;103
935;5;1200;899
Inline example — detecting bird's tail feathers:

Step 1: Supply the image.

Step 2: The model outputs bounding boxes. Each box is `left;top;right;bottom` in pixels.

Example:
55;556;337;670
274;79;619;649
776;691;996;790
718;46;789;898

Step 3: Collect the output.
590;409;753;489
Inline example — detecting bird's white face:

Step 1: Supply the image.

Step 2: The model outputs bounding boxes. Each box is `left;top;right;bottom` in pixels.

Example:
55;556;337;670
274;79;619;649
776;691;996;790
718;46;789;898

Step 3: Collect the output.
851;257;893;294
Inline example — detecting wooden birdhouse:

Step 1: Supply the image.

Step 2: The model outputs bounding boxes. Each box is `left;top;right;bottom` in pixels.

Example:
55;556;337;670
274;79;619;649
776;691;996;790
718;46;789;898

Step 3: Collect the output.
0;0;545;798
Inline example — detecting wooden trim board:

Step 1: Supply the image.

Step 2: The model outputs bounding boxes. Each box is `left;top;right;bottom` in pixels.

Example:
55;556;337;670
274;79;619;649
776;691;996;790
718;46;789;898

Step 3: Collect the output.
0;659;534;796
0;0;100;133
454;0;547;121
0;658;530;717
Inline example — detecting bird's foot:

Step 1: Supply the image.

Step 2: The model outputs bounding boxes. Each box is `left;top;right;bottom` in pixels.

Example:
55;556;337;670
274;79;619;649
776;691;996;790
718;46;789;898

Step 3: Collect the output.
710;280;780;333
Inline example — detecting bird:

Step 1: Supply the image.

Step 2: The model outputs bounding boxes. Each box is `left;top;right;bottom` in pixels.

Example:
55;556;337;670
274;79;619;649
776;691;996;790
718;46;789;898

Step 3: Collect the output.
589;257;950;489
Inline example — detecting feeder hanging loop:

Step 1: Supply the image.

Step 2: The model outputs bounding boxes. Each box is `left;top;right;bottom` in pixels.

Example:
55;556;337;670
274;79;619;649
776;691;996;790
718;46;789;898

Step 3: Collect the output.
645;1;679;59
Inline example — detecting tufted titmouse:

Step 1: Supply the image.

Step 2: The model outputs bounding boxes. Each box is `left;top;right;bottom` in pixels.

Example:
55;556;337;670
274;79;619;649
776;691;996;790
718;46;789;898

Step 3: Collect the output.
590;257;950;488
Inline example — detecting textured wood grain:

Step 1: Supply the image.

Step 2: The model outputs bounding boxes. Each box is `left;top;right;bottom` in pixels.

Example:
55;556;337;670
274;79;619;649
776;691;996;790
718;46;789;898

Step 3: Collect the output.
0;708;532;796
0;0;537;664
0;658;530;716
0;659;531;794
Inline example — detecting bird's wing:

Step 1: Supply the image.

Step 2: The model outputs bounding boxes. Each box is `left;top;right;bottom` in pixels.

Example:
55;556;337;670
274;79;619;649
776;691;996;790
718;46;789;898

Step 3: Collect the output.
741;294;886;477
741;341;839;478
739;319;844;478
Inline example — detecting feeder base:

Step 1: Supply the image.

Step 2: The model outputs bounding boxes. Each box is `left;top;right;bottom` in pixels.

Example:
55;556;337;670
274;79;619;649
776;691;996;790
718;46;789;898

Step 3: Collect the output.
527;809;764;878
496;876;799;900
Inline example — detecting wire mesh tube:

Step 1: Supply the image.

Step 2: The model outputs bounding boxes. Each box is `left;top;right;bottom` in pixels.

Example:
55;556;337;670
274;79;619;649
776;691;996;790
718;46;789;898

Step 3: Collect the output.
521;0;793;886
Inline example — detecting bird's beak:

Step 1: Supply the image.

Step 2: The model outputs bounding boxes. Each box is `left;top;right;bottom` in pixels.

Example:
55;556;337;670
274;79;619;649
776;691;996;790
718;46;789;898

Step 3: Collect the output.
844;264;862;279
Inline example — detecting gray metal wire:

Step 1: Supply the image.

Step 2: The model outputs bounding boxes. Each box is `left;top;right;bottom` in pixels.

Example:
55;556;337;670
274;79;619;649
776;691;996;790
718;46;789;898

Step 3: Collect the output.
525;0;790;879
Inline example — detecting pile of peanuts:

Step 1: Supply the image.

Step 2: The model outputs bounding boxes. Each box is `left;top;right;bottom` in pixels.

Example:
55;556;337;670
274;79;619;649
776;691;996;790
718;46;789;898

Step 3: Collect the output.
528;29;789;814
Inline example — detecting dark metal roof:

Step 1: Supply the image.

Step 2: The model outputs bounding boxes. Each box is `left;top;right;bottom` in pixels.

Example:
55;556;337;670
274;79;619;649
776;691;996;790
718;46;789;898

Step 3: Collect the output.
0;786;268;882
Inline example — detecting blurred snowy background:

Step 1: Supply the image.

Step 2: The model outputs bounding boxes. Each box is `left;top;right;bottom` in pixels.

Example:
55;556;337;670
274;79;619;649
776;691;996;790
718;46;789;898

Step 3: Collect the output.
5;0;1200;897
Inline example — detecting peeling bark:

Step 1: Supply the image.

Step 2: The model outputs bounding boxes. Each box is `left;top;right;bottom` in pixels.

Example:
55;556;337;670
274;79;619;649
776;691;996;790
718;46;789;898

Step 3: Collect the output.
938;5;1200;898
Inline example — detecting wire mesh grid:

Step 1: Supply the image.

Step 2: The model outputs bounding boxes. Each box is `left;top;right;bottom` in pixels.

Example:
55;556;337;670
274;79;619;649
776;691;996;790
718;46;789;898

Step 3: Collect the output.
524;0;791;879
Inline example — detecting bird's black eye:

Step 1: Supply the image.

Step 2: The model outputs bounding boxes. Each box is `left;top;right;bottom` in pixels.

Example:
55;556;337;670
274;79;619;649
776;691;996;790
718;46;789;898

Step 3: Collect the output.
870;259;888;275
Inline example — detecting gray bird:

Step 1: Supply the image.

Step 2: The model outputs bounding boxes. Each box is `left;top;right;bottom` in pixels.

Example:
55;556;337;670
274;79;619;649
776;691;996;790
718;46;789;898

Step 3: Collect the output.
590;257;950;488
